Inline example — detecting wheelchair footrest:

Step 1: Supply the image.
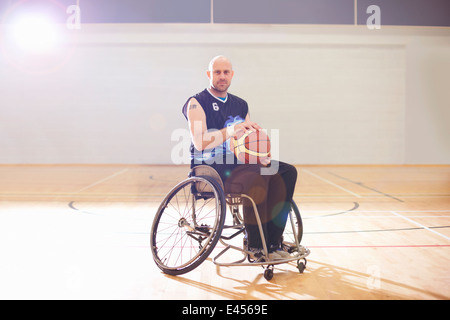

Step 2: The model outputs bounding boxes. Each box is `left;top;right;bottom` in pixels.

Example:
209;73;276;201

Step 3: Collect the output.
212;239;310;268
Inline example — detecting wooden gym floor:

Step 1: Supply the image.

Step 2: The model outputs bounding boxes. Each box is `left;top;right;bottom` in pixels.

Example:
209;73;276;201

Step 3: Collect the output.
0;164;449;300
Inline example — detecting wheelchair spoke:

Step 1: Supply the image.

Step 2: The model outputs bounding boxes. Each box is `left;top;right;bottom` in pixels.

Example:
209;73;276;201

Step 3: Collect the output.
191;197;215;222
181;185;191;219
151;175;226;274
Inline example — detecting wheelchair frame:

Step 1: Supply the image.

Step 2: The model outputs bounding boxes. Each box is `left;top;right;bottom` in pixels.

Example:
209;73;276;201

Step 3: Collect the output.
150;165;310;281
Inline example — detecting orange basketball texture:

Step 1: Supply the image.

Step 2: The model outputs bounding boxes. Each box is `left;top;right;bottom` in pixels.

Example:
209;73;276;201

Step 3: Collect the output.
229;129;271;164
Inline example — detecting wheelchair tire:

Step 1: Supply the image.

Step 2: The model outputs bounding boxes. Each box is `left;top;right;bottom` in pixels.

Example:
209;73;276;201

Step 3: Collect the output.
281;200;304;252
291;200;304;244
150;175;226;275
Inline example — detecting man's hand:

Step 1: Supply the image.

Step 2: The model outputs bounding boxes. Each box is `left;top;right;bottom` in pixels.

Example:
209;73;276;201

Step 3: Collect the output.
232;121;271;166
234;120;262;135
259;153;271;167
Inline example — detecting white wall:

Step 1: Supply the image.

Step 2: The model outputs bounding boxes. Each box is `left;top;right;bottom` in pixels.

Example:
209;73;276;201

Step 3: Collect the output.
0;24;449;164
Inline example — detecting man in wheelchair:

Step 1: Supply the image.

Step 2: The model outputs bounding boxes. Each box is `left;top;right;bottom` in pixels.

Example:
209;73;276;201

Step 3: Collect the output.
181;55;298;261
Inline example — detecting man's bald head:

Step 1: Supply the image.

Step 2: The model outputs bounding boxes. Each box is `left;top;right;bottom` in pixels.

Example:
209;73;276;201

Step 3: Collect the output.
208;55;233;72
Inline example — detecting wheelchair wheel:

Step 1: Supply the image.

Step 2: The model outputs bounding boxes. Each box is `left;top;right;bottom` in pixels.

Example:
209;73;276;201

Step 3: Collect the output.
150;176;226;275
281;200;304;253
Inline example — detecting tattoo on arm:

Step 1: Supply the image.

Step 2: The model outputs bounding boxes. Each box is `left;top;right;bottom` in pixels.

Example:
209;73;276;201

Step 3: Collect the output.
190;104;198;110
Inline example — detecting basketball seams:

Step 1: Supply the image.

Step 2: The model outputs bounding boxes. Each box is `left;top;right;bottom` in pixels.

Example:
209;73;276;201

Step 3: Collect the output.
229;129;271;164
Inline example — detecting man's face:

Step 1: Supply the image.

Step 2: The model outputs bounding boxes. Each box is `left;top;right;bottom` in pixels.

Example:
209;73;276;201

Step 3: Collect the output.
207;59;234;93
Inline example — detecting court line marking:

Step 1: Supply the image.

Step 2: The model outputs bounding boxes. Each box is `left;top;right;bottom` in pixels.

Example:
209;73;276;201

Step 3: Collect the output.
328;172;404;202
302;169;362;198
121;225;450;236
125;244;450;249
391;211;450;241
304;202;359;219
303;215;450;218
302;209;450;213
307;245;450;248
74;168;129;194
305;225;450;235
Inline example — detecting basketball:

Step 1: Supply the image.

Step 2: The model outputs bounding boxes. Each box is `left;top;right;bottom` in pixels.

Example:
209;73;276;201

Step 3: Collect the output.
229;129;271;164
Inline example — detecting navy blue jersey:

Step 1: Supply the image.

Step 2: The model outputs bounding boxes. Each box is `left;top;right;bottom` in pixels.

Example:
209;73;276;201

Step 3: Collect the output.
182;89;248;167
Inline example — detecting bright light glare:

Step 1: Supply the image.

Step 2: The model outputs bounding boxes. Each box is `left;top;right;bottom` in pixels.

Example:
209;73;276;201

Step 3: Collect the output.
11;15;58;53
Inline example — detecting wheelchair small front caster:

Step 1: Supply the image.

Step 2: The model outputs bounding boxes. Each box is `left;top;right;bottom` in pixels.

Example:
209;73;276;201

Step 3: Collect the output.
264;266;274;280
297;259;307;274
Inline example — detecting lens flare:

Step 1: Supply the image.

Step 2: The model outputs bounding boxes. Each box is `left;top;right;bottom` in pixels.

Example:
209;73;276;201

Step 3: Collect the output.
10;15;58;54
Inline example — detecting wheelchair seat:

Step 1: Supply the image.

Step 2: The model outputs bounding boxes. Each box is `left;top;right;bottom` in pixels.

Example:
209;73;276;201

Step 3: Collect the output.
190;165;225;191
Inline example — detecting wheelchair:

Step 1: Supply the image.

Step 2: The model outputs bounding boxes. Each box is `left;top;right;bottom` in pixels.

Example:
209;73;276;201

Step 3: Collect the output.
150;165;310;281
